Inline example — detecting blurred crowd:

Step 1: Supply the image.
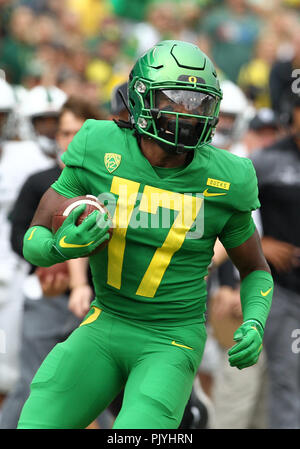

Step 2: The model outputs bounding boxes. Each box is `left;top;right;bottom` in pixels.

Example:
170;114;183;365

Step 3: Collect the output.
0;0;299;111
1;0;300;430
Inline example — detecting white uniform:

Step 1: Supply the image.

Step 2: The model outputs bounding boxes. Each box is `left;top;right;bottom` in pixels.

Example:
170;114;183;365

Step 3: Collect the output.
0;140;54;393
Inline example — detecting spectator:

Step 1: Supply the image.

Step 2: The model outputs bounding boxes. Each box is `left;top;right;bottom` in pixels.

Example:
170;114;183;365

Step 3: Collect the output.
251;95;300;428
124;1;191;59
231;107;281;157
238;31;279;109
66;0;112;38
0;6;37;84
0;0;14;39
85;18;130;106
269;26;300;124
199;0;262;82
110;0;154;22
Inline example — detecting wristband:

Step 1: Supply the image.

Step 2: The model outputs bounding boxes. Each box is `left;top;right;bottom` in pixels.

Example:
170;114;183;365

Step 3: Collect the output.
243;319;264;338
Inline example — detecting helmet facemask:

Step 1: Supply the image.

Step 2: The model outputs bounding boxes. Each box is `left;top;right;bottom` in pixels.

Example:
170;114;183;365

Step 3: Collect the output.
130;79;221;154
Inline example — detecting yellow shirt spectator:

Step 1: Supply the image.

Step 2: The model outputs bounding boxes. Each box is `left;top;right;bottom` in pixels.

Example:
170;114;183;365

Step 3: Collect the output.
67;0;112;37
238;32;278;109
238;59;271;109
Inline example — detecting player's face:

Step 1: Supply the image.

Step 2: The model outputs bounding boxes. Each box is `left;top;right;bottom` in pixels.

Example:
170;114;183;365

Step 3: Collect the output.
32;115;59;140
255;127;279;149
56;110;85;152
153;89;217;147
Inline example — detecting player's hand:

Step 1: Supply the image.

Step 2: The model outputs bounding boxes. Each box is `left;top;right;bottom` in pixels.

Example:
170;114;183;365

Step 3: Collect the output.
210;286;242;320
68;284;93;318
53;204;111;259
35;263;70;297
36;269;70;297
228;320;263;370
261;236;300;273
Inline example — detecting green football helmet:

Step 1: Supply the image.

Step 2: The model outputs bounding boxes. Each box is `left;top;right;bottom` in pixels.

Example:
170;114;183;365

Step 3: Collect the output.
128;40;223;153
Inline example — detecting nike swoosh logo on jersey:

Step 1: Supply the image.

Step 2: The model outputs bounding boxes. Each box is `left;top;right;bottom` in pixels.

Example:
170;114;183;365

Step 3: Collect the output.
27;228;37;240
203;188;227;197
260;287;272;297
171;340;193;350
59;236;94;249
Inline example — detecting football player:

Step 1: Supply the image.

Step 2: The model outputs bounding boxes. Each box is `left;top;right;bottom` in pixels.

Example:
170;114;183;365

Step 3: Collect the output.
18;40;273;429
19;85;67;158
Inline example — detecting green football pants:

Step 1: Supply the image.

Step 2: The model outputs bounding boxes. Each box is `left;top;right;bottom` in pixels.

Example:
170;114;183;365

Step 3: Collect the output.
17;307;207;429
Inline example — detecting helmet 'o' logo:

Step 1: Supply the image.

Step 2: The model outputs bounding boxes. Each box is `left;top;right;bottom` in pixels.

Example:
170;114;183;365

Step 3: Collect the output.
104;153;121;173
178;75;206;85
188;76;197;84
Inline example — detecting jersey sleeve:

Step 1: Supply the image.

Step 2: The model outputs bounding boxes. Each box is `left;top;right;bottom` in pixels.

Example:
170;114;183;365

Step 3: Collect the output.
51;166;87;198
60;119;93;168
233;158;260;212
218;211;256;249
51;120;94;197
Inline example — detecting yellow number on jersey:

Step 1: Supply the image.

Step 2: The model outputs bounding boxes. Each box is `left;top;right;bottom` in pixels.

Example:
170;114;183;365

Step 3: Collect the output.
107;177;203;298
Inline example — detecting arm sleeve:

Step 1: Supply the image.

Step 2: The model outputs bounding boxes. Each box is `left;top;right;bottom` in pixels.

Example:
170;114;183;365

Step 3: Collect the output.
23;226;66;267
60;119;90;168
240;269;274;328
218;211;256;250
234;158;260;212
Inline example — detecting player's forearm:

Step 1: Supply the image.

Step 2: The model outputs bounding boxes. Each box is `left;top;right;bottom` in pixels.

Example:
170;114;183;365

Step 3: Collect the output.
23;226;66;267
240;269;274;328
67;257;89;288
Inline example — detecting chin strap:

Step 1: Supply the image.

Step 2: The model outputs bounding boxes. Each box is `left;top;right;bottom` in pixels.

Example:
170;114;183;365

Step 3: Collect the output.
113;119;134;129
113;118;143;149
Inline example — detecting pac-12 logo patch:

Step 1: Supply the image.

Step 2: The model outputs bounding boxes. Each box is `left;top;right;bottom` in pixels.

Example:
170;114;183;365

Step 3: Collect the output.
104;153;122;173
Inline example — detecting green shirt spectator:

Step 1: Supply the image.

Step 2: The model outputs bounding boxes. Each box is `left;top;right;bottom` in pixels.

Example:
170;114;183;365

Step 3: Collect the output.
0;6;36;84
200;1;261;82
110;0;153;22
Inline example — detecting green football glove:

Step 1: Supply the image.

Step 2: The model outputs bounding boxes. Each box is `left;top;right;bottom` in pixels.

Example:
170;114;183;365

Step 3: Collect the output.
53;203;111;260
228;320;263;370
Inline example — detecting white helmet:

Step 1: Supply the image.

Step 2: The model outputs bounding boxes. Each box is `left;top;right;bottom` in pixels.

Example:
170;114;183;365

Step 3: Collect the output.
219;79;248;116
213;79;254;148
0;78;16;112
20;85;67;119
18;86;67;155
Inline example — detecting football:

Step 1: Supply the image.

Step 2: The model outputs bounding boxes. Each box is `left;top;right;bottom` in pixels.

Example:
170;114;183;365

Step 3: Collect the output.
52;195;113;254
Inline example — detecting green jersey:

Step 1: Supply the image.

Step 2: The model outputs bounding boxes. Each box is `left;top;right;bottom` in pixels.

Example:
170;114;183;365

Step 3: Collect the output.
51;120;260;324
